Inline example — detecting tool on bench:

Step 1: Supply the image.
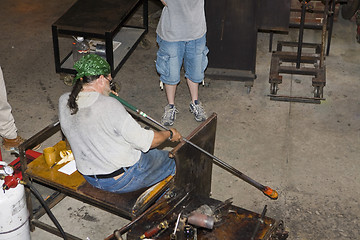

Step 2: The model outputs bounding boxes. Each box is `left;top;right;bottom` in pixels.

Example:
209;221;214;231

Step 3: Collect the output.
110;93;278;200
169;209;215;239
106;190;191;240
138;191;191;239
251;205;268;240
170;212;182;239
140;220;169;239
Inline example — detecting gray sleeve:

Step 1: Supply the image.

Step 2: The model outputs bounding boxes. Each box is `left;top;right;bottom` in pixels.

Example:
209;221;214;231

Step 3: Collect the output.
121;115;154;152
107;98;154;152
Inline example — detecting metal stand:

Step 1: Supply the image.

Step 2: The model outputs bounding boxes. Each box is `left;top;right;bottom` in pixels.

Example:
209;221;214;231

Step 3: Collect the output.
269;0;328;103
52;0;148;78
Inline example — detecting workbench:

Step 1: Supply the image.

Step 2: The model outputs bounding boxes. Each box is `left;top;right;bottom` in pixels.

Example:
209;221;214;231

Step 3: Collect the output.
18;114;217;239
52;0;148;77
19;121;168;240
19;114;287;239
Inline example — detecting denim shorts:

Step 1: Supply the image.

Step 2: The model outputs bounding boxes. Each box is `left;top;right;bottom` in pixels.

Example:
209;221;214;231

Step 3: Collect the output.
83;149;175;194
156;34;209;85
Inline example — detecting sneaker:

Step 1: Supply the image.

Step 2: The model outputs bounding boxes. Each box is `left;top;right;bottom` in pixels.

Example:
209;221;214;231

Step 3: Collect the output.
161;104;178;126
189;100;207;122
2;136;41;151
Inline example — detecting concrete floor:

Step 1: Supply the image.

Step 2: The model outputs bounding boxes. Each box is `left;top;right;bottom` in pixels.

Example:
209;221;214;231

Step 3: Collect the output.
1;0;359;239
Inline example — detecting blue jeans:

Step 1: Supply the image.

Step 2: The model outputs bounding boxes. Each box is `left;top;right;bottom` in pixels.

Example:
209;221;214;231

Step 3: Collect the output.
156;34;209;85
83;149;176;193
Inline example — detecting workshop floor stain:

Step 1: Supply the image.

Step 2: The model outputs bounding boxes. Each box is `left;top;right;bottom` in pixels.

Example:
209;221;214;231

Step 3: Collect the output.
69;206;99;222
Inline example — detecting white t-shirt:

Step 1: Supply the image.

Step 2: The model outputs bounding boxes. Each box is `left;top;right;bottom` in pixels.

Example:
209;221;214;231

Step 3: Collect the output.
156;0;206;42
59;92;154;175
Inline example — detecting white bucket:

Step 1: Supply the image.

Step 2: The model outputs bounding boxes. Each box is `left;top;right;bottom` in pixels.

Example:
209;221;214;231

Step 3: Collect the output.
0;179;31;240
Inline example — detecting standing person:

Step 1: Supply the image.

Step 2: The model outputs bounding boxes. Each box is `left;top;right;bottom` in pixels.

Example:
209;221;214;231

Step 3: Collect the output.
0;66;27;151
59;54;182;193
156;0;209;126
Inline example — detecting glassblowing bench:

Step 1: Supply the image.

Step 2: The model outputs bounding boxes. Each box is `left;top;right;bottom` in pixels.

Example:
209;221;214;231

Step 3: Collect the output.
18;121;172;240
52;0;148;77
19;114;288;239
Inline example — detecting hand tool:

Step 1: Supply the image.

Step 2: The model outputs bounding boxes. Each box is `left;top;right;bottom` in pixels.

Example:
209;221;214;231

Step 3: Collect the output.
170;212;182;239
140;220;169;239
106;190;190;240
139;191;191;239
110;93;278;200
251;205;267;240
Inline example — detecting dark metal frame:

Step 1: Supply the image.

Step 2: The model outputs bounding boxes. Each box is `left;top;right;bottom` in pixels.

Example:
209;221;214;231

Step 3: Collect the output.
52;0;148;78
18;122;84;239
269;0;328;103
286;0;337;56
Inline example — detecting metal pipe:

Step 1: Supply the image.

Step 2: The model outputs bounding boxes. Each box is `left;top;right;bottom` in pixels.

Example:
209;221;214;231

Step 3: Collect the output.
110;93;278;200
326;0;335;56
251;205;267;240
296;1;307;69
320;0;329;68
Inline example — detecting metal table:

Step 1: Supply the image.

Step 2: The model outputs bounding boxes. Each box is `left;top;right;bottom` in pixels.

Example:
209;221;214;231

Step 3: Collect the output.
52;0;148;77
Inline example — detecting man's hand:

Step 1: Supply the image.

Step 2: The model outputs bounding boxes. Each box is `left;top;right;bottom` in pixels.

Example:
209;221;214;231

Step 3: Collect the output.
110;90;119;96
168;128;182;142
151;128;182;148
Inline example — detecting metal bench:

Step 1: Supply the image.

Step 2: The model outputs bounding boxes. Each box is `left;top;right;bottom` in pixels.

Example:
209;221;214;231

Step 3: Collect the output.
19;114;217;239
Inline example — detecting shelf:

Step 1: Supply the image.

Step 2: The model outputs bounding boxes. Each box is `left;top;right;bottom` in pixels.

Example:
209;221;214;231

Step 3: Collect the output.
61;27;145;71
52;0;148;77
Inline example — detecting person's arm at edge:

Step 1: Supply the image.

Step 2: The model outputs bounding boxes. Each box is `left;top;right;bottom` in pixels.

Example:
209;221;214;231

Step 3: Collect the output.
160;0;167;6
150;128;181;148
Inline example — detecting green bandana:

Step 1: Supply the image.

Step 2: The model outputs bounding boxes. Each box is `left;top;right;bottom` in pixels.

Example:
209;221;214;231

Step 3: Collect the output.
73;54;110;81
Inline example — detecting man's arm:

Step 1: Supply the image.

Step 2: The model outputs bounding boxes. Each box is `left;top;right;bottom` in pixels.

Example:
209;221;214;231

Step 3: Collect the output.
151;128;181;148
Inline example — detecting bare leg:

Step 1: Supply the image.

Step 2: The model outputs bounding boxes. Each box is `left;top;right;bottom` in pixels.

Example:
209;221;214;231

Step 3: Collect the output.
164;84;177;105
186;78;199;103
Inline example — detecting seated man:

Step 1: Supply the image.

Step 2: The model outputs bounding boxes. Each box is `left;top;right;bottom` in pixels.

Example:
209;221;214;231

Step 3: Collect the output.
59;54;181;193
